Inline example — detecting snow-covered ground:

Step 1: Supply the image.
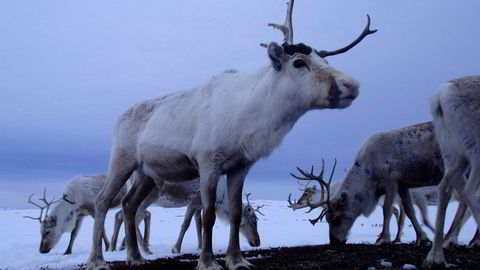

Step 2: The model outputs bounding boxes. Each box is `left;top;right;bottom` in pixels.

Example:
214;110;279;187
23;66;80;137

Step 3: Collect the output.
0;200;477;270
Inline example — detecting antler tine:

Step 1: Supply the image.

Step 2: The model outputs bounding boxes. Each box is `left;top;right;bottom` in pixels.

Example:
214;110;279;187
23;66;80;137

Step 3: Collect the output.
245;193;252;206
267;0;294;44
38;188;60;218
23;193;46;223
316;14;377;58
254;204;266;216
287;193;295;205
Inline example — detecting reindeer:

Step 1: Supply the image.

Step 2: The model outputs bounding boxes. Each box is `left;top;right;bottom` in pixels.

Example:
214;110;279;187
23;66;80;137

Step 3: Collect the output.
288;180;438;243
291;122;445;247
86;1;376;269
23;175;129;254
424;76;480;268
109;176;264;254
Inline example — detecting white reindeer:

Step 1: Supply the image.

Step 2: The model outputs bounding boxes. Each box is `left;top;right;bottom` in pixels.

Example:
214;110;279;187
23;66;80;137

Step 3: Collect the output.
292;122;444;246
424;76;480;268
86;1;376;269
23;175;129;254
288;181;438;243
109;176;263;254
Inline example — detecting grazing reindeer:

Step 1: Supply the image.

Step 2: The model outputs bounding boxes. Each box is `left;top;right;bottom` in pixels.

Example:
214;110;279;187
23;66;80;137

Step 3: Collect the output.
293;122;444;246
288;181;437;243
86;1;376;269
109;176;263;254
24;175;128;254
424;76;480;268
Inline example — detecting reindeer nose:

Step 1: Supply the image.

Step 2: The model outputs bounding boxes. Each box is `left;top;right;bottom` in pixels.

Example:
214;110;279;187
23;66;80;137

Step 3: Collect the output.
39;246;50;254
340;79;359;98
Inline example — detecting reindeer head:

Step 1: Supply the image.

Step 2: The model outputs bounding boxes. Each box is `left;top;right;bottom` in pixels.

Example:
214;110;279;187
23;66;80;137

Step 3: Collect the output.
24;190;76;253
262;0;376;110
324;191;354;245
240;193;265;247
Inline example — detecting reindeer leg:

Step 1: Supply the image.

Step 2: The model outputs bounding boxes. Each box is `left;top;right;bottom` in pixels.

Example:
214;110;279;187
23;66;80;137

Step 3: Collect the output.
398;187;430;246
376;188;396;245
417;195;435;233
393;205;406;243
109;210;124;252
64;215;83;255
172;202;197;254
196;161;222;270
225;164;254;270
87;152;137;270
194;208;203;250
468;229;480;248
424;157;468;269
122;172;155;266
142;210;151;254
443;202;468;249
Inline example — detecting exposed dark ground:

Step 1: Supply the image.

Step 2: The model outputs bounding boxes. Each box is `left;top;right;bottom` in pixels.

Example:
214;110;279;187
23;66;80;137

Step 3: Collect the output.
70;244;480;270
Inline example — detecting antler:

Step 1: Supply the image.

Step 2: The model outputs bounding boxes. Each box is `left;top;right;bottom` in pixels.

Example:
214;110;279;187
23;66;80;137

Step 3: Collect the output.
290;158;337;225
316;15;377;58
245;193;265;216
268;0;294;44
23;188;60;223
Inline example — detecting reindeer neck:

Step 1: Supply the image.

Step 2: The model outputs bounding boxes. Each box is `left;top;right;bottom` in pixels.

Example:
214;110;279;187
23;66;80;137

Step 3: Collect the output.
234;67;307;160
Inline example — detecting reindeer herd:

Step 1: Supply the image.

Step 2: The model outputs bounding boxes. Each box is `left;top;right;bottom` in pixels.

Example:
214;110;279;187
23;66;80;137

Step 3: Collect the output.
21;0;480;269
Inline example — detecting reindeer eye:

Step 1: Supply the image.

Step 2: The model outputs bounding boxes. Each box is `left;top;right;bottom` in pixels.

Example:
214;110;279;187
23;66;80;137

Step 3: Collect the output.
293;59;307;69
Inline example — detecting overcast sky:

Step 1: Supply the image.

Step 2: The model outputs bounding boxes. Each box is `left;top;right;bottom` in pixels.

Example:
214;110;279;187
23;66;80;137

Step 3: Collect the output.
1;1;479;208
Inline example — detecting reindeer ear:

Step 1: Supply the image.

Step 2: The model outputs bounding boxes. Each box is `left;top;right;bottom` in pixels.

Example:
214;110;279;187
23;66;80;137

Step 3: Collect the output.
268;42;286;71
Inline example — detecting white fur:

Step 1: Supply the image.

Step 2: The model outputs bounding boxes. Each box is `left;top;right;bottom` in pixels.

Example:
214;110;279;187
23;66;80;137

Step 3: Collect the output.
425;76;480;268
88;41;360;270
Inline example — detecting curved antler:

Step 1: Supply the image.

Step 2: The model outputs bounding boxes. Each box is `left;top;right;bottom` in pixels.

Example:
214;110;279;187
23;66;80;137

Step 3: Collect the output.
245;193;265;216
290;158;337;225
23;188;60;223
316;15;377;58
267;0;294;44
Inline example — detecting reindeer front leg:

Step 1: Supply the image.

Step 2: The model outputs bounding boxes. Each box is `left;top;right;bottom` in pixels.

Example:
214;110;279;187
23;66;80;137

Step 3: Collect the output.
226;164;253;270
398;187;430;246
64;215;84;255
393;205;406;243
376;188;396;245
197;161;222;270
172;203;197;254
108;210;124;252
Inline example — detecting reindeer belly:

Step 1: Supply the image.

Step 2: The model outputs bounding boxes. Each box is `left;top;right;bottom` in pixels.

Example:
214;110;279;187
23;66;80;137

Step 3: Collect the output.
139;144;199;183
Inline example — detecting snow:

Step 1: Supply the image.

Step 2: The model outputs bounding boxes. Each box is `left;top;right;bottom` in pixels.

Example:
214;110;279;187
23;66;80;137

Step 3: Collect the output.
0;201;477;270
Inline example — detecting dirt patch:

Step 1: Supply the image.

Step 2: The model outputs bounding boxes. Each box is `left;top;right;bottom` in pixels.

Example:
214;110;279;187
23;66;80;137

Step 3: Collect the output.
73;244;480;270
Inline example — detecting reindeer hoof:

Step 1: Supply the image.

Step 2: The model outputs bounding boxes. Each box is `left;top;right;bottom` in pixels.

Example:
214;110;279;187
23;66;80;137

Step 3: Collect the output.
375;236;391;245
171;245;181;254
226;252;253;270
196;258;223;270
468;239;480;248
416;237;432;246
86;260;110;270
423;250;455;269
127;256;145;266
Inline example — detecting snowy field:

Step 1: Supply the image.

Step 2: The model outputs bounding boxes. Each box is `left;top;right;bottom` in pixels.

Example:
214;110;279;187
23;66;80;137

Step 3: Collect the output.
0;200;477;270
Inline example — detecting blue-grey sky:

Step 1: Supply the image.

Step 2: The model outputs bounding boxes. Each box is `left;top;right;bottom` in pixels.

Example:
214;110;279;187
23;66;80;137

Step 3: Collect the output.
1;1;479;208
